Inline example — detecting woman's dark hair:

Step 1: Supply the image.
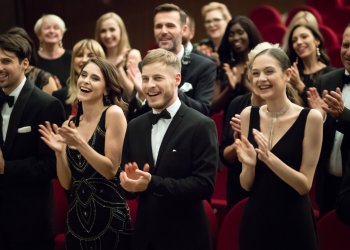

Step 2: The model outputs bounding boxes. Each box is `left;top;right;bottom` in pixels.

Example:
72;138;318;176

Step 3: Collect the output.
218;16;263;66
285;24;330;69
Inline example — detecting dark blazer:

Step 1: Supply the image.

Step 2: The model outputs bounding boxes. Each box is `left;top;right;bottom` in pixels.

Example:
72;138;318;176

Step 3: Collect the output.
337;152;350;225
0;81;65;243
128;51;216;120
316;68;350;211
122;103;219;250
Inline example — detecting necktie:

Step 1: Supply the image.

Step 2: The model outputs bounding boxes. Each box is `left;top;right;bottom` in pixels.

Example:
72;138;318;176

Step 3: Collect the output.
0;91;14;107
150;109;171;125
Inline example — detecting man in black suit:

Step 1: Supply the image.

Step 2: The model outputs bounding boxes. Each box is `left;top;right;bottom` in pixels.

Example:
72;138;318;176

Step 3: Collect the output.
128;3;216;120
337;151;350;225
0;34;65;249
309;23;350;217
120;48;218;250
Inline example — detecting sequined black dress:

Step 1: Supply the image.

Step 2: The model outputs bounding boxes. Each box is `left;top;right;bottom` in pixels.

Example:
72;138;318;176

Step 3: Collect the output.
65;108;133;250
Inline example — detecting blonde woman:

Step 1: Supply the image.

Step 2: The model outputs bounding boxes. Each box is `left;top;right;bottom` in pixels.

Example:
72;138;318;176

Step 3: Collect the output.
198;2;231;58
34;14;71;88
95;12;141;100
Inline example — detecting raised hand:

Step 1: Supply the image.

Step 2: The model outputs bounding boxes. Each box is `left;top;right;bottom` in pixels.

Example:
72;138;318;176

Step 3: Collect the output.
234;135;256;167
38;121;65;153
230;114;241;140
57;121;83;148
323;87;344;119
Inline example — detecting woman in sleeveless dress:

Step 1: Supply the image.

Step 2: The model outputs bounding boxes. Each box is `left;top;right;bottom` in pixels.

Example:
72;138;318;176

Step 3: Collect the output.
39;57;133;250
234;43;323;250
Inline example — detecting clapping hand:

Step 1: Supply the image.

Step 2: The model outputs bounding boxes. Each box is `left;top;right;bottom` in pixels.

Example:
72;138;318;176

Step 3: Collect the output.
38;121;65;153
252;129;270;162
120;162;151;192
230;114;241;140
322;87;344;119
234;135;256;168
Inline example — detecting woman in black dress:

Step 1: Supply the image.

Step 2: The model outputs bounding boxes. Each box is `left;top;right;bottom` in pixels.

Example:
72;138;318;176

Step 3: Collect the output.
39;58;133;250
234;43;323;250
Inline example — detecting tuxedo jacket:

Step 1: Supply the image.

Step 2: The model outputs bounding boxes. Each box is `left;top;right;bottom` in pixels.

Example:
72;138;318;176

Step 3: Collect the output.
128;52;216;120
316;68;350;204
122;103;219;250
337;154;350;225
0;80;65;242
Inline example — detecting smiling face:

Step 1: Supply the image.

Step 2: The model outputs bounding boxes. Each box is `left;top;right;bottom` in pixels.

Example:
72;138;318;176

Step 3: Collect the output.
0;49;28;94
204;9;227;41
77;62;106;103
291;26;319;61
74;48;98;75
250;53;290;101
99;18;121;50
154;11;184;54
141;62;180;111
38;18;64;46
228;22;249;54
341;26;350;72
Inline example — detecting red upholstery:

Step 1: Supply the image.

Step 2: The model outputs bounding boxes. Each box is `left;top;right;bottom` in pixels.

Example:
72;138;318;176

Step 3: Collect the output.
317;209;350;250
127;199;138;226
285;5;323;27
306;0;343;17
249;5;283;34
210;110;224;144
52;179;68;250
260;24;287;45
216;198;248;250
324;7;350;42
328;47;343;68
203;200;219;248
319;24;340;51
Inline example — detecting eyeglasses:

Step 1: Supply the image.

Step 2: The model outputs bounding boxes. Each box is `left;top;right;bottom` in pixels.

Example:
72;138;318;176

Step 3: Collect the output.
204;18;223;26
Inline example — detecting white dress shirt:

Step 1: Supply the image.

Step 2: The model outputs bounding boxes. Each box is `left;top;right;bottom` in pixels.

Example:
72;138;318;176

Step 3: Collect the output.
2;77;26;141
328;70;350;176
151;98;181;163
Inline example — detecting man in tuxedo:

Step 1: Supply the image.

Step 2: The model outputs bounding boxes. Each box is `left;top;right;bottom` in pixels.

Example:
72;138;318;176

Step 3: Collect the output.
311;23;350;217
337;151;350;225
120;48;218;250
128;3;216;120
0;34;65;249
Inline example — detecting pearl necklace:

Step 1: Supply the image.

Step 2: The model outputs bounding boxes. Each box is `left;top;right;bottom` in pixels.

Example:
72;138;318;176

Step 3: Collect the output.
266;102;291;150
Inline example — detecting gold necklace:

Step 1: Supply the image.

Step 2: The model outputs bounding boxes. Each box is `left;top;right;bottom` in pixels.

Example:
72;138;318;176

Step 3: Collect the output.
266;103;291;150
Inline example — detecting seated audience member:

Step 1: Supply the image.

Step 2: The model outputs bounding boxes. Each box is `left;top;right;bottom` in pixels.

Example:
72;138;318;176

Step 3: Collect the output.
34;14;71;88
337;155;350;225
6;26;58;94
128;3;216;120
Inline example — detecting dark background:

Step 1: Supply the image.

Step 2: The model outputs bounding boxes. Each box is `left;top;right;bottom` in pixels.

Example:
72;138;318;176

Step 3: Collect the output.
0;0;304;56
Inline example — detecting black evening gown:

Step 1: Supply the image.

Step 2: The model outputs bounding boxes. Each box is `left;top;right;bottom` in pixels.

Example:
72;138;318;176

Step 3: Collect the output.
65;108;133;250
239;107;318;250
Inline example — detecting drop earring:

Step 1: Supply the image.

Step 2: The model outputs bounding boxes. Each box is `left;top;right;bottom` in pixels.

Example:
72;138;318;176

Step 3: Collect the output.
316;46;321;59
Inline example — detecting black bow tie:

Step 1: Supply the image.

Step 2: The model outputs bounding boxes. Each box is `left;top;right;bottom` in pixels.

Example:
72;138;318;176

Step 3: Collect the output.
150;109;171;125
0;91;14;107
343;73;350;85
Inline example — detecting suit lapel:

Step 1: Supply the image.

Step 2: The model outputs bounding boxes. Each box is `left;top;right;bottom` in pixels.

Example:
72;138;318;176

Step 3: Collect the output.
155;104;185;169
4;81;34;154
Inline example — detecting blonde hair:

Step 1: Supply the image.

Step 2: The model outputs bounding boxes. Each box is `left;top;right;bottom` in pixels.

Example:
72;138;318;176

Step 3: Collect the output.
95;12;131;54
66;39;106;105
34;14;67;36
141;48;181;73
282;11;320;51
201;2;232;21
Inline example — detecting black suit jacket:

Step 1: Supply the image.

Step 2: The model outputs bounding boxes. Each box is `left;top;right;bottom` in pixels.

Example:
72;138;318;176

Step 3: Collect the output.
337;153;350;225
122;103;219;250
316;69;350;206
128;51;216;120
0;81;65;242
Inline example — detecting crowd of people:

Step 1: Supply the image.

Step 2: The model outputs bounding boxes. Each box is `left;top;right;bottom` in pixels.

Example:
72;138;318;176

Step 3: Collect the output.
0;2;349;250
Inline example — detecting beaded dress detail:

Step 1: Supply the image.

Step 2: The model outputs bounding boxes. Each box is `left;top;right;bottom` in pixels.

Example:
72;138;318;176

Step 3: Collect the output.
65;108;133;250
